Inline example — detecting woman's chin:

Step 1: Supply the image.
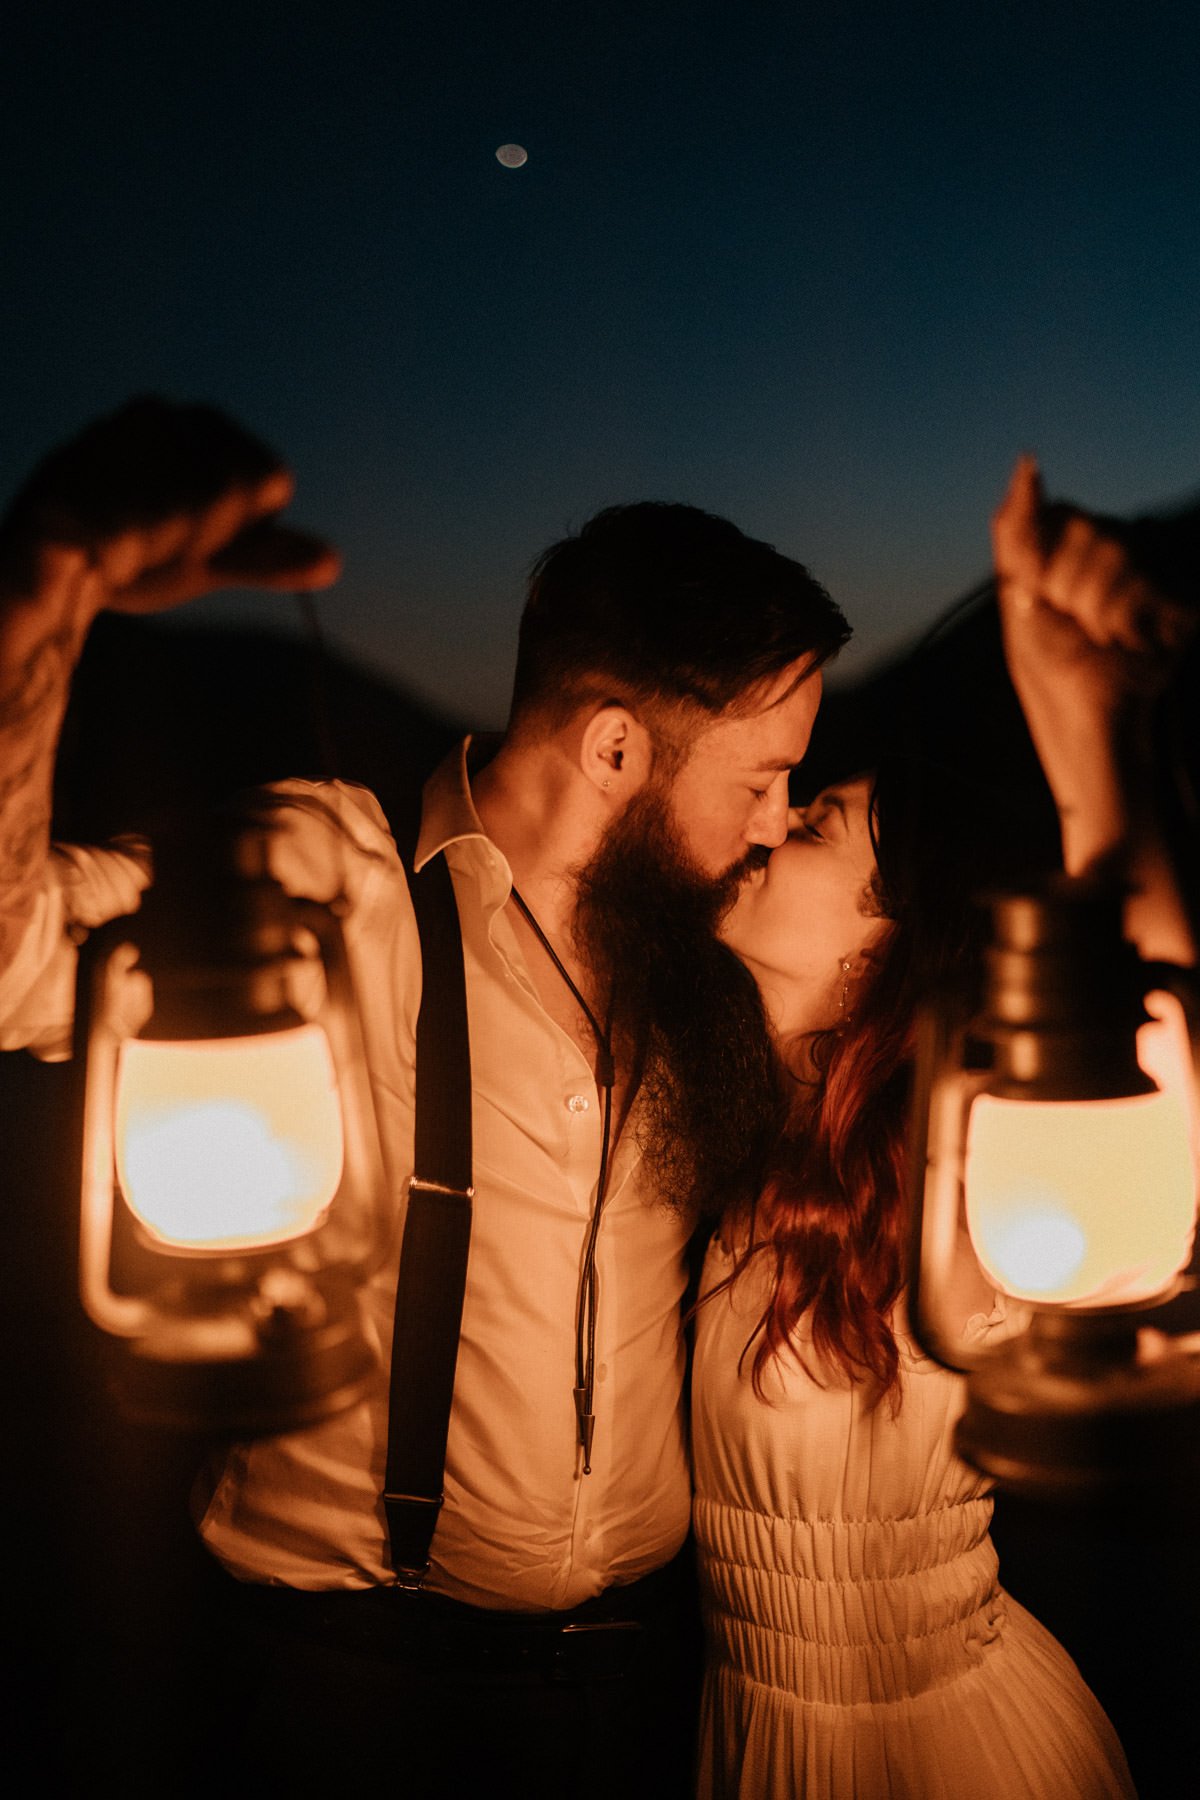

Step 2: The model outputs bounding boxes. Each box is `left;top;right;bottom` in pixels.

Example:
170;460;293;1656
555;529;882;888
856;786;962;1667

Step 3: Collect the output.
719;869;767;945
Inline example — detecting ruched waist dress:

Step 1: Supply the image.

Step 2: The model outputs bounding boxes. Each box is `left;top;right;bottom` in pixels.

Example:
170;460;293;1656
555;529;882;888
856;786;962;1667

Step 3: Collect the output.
691;1238;1136;1799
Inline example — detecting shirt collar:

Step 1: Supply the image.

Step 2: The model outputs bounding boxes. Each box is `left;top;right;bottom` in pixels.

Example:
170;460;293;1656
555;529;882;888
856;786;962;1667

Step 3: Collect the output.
415;734;503;873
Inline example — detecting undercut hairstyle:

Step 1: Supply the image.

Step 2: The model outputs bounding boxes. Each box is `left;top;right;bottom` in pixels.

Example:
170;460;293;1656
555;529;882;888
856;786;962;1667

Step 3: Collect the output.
509;501;851;734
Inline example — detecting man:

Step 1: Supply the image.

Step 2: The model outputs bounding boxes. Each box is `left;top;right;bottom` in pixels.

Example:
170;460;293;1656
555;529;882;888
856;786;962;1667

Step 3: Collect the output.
0;399;849;1796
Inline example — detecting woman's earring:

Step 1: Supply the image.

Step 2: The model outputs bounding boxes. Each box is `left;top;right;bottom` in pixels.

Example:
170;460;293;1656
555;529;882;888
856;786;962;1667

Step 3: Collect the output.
837;957;853;1021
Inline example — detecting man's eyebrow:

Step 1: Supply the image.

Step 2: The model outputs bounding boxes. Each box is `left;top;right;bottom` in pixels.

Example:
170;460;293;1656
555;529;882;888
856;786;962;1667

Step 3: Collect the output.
748;757;798;773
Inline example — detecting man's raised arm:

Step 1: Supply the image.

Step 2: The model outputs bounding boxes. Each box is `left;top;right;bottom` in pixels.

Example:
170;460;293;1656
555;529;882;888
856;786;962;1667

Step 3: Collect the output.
0;397;340;970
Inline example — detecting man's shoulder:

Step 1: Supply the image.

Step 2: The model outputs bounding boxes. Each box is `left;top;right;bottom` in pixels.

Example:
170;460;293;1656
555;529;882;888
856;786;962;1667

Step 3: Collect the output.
266;777;401;844
268;737;467;867
258;778;415;906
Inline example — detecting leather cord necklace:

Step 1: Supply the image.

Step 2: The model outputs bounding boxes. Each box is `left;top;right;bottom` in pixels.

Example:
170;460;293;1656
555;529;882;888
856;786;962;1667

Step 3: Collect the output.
510;885;615;1475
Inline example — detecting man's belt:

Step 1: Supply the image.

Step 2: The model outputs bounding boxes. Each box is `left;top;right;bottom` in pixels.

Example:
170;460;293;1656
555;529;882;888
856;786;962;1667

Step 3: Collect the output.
227;1550;693;1680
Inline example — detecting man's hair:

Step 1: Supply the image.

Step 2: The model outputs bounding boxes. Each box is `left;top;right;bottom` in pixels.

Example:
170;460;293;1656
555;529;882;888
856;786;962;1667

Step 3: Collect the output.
509;501;850;731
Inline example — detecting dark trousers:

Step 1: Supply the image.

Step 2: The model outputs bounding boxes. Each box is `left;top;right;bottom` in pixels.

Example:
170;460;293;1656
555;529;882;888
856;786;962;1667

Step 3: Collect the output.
197;1548;702;1800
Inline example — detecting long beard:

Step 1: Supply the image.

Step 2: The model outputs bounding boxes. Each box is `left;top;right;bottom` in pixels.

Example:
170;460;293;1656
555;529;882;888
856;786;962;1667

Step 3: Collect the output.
573;787;786;1216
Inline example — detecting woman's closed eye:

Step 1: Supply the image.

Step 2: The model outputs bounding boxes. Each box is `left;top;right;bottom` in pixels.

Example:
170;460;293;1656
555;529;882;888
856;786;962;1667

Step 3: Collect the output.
802;790;850;842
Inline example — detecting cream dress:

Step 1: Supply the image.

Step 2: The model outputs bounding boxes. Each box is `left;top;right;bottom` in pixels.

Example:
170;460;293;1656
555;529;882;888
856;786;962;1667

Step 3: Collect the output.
691;1237;1136;1799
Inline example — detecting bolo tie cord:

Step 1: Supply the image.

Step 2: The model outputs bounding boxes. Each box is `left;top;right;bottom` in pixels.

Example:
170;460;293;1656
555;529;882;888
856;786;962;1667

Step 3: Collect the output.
510;886;614;1475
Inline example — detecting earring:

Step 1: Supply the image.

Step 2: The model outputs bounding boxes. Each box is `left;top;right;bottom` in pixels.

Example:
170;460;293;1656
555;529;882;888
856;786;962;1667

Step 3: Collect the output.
602;778;611;790
836;957;853;1021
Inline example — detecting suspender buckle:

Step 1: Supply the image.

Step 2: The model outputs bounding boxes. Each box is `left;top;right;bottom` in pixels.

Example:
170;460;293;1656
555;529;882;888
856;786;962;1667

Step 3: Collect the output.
408;1176;476;1202
384;1490;445;1589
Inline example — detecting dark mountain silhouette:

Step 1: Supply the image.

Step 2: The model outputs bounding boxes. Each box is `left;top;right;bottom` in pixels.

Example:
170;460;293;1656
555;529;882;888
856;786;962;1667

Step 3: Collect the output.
56;610;467;844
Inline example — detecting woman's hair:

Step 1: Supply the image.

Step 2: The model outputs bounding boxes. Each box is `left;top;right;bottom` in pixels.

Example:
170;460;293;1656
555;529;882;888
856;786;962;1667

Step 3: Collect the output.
718;600;1065;1404
730;785;926;1406
755;976;910;1397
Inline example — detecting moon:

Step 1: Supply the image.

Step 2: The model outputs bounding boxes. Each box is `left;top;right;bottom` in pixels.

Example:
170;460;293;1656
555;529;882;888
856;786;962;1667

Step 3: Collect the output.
495;144;528;168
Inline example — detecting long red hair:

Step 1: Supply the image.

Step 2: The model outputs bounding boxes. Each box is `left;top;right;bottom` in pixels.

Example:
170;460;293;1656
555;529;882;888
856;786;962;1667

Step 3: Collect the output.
727;915;916;1403
714;616;1071;1404
709;746;1005;1401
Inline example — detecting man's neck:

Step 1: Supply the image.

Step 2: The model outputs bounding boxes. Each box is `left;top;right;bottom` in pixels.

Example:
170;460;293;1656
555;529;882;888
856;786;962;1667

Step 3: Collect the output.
471;735;605;947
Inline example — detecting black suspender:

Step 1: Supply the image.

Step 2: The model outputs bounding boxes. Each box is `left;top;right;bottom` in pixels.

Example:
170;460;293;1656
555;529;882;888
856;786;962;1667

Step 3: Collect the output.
383;839;474;1588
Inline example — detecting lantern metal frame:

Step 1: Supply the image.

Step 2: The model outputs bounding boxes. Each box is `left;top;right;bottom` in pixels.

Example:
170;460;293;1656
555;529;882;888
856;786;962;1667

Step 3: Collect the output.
76;796;389;1435
908;878;1200;1501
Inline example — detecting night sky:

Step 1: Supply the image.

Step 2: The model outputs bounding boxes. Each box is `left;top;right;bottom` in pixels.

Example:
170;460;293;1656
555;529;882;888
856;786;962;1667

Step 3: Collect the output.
3;2;1199;726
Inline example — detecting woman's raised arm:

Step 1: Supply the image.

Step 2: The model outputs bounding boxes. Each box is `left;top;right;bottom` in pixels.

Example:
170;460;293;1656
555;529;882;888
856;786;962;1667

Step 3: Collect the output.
992;454;1197;967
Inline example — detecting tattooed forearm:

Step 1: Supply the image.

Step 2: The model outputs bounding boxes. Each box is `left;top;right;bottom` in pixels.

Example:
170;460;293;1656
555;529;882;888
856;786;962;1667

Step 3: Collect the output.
0;597;88;968
0;797;51;885
0;622;81;735
0;798;53;970
0;398;333;986
0;748;43;812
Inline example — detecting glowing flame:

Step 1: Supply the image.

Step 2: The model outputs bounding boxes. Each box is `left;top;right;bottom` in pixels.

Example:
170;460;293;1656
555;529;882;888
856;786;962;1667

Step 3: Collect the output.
115;1025;343;1250
964;1089;1195;1305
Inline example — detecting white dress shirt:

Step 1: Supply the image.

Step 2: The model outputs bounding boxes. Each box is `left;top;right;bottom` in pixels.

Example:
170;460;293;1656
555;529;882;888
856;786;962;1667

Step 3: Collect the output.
0;742;693;1609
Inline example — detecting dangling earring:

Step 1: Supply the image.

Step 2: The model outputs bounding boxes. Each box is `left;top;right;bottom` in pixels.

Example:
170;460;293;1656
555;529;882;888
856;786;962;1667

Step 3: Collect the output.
836;957;853;1024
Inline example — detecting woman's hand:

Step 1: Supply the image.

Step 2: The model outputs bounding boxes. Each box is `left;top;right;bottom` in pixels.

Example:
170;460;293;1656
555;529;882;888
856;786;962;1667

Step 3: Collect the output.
992;455;1195;859
992;453;1197;961
992;454;1193;716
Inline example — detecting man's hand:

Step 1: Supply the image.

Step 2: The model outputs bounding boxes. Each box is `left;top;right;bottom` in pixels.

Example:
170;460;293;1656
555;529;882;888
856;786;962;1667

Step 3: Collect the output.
0;396;340;620
0;398;339;970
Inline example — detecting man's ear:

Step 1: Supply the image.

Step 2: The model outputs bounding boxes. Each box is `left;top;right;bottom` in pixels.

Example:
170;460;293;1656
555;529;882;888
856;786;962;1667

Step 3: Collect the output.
579;703;654;797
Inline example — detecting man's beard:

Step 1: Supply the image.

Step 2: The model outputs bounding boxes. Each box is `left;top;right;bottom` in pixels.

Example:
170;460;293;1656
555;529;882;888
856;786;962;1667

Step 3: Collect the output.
573;784;786;1216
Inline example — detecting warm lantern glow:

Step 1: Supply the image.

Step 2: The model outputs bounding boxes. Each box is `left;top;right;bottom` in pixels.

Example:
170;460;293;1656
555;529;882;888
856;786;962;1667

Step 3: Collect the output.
114;1024;344;1250
964;1087;1195;1305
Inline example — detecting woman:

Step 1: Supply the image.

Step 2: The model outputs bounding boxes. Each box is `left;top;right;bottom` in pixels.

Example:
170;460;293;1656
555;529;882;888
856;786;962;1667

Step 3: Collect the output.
689;460;1196;1799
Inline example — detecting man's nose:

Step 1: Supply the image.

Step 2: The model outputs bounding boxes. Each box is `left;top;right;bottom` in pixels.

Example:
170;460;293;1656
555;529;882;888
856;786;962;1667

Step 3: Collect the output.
750;778;791;849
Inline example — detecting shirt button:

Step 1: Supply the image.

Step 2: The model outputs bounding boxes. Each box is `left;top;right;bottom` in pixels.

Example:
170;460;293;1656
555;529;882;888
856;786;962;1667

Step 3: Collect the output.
566;1094;590;1113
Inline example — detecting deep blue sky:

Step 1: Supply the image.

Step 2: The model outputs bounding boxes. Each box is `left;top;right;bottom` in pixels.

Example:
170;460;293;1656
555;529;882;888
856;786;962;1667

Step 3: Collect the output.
3;2;1199;726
